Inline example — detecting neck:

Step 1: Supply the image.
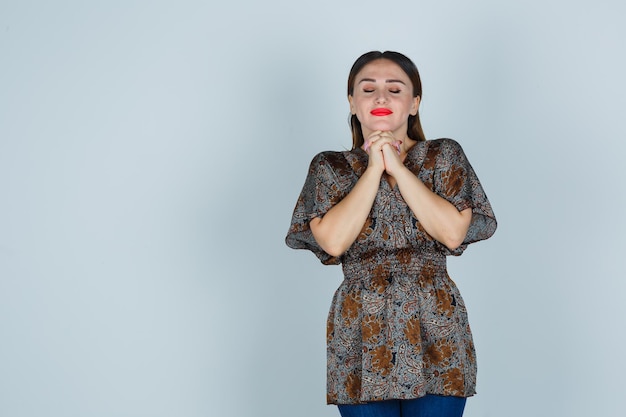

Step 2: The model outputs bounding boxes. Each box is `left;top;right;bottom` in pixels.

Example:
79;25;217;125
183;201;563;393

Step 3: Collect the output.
400;137;417;155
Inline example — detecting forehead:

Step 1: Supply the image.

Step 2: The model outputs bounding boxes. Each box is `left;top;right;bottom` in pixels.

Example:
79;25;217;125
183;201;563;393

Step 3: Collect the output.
356;59;410;83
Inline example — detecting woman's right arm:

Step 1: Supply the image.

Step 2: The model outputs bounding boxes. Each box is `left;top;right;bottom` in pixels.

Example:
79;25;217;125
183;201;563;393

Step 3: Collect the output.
309;166;382;257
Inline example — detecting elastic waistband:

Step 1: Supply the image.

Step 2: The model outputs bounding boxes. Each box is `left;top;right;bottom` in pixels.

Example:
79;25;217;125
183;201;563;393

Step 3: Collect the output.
341;249;446;279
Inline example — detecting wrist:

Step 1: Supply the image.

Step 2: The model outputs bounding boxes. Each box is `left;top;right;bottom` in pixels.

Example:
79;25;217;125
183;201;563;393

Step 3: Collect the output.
363;165;385;179
387;164;410;179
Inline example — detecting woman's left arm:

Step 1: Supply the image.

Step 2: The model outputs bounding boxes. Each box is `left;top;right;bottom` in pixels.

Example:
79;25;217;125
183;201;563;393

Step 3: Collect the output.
383;144;472;251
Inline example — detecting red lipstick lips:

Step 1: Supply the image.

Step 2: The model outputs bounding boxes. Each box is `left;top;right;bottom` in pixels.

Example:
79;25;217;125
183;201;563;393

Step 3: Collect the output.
371;108;393;116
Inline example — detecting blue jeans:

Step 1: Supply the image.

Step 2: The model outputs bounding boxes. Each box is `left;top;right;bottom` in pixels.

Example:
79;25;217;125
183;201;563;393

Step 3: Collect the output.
337;395;466;417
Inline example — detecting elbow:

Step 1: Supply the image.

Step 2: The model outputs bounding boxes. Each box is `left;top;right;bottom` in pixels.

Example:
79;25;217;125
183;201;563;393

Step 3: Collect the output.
440;233;466;251
310;218;351;257
310;218;344;257
323;243;347;258
441;212;472;251
443;241;463;252
318;235;349;257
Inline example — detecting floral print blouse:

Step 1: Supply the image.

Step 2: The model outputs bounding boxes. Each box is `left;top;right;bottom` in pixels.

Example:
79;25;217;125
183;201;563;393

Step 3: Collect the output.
286;138;497;405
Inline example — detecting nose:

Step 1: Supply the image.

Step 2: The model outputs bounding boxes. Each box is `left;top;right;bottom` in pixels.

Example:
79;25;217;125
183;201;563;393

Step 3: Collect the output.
375;93;388;104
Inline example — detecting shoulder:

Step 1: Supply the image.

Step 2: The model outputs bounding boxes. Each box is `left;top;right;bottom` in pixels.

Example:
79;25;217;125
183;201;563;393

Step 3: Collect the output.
308;150;353;173
426;138;463;152
426;138;468;162
311;150;352;162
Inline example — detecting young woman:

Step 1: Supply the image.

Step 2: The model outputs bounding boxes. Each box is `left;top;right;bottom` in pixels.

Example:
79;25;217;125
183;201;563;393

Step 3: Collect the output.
286;51;497;417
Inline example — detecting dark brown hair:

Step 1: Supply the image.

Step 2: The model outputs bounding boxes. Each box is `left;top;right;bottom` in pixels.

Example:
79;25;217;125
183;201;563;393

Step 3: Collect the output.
347;51;426;149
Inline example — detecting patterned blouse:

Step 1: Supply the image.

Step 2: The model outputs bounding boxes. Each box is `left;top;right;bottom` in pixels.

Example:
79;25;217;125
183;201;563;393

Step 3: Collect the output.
285;138;497;405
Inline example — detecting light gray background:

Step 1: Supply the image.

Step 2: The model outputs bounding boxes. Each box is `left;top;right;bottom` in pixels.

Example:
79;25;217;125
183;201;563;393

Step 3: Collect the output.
1;1;625;416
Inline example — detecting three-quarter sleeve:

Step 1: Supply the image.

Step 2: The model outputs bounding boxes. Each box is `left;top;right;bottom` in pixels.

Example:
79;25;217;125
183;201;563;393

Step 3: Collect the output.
285;152;346;265
433;139;497;256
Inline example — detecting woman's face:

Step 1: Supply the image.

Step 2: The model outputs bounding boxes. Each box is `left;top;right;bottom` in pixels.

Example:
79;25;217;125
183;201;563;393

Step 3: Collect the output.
349;59;420;142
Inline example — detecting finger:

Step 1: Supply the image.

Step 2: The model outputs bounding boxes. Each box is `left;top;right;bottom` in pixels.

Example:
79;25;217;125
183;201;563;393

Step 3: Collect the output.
381;143;402;159
378;131;396;141
375;132;402;153
364;133;380;147
364;131;389;153
370;136;396;149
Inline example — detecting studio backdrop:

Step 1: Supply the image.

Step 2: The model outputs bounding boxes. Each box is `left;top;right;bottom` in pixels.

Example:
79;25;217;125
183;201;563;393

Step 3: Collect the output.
1;1;624;416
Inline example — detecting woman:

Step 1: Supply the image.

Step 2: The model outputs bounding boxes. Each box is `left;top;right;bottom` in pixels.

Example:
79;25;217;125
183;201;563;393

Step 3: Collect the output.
285;51;497;417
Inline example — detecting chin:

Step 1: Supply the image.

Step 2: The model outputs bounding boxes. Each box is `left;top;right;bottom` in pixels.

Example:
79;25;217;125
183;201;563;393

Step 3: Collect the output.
364;124;399;133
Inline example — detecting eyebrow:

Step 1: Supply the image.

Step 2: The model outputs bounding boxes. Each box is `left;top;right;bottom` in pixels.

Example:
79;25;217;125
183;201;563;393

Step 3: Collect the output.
358;78;406;85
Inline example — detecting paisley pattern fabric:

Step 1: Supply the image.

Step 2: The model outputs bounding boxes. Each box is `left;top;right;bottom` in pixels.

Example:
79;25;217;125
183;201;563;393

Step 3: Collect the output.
286;138;497;405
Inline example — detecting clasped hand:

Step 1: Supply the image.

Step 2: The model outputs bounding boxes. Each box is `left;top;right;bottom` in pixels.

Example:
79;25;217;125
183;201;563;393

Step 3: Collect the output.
363;131;404;175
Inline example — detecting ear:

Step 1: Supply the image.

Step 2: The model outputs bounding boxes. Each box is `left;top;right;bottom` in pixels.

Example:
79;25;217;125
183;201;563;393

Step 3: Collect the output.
348;95;356;115
410;96;421;116
411;96;421;116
